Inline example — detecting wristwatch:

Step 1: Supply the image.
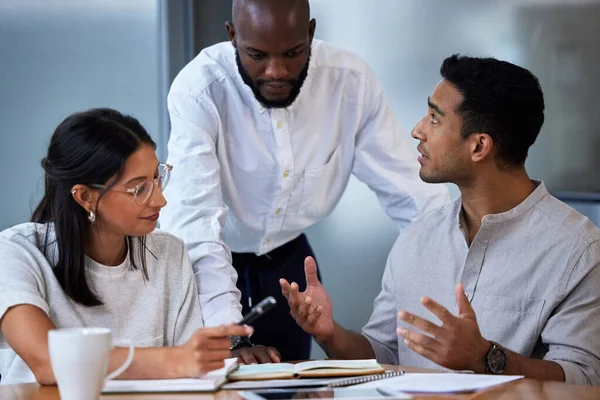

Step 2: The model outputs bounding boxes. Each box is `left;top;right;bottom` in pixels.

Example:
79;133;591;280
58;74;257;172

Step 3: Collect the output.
229;335;254;351
485;342;507;374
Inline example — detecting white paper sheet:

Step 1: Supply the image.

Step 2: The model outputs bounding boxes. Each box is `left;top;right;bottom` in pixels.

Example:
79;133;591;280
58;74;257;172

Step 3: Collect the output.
354;373;524;393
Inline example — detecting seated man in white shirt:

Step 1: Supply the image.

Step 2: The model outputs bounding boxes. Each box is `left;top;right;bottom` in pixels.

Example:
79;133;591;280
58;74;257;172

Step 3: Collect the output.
280;54;600;384
160;0;449;361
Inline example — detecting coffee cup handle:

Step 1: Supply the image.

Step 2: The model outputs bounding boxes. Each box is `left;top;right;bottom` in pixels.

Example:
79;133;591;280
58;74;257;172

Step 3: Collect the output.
104;340;135;383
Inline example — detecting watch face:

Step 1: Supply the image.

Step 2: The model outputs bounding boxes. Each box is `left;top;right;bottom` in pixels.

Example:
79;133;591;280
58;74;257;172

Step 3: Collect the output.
488;348;507;373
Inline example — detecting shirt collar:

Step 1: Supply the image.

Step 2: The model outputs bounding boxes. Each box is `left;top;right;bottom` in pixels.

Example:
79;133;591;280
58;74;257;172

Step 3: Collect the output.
454;180;549;227
483;180;548;224
455;180;548;228
258;103;294;114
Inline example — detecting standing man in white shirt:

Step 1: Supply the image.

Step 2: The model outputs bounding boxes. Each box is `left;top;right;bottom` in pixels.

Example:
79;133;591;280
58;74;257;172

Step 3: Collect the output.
160;0;449;362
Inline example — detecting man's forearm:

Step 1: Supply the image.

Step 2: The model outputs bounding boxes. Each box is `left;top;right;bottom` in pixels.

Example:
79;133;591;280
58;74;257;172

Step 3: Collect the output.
503;349;565;381
472;345;564;381
316;322;376;360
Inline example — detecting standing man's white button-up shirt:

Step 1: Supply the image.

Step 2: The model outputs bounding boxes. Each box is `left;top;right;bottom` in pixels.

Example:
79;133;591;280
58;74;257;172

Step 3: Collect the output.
161;40;450;326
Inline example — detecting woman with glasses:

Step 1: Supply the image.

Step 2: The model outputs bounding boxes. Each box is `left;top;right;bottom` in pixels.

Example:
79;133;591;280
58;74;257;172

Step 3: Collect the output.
0;108;254;385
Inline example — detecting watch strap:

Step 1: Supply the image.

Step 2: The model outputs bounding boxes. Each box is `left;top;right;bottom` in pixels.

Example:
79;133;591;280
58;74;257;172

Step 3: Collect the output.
229;335;254;350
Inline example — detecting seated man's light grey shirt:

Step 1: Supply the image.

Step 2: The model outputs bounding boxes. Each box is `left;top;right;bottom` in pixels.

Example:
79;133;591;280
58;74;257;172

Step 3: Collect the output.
362;182;600;385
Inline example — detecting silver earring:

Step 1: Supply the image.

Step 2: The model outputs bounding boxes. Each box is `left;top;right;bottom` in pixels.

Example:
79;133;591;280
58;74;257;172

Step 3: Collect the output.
88;210;96;224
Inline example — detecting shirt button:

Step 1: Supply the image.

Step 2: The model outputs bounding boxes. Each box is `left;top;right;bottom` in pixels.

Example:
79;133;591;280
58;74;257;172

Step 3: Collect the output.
283;170;289;178
259;106;265;112
265;239;271;245
274;208;281;215
276;121;283;129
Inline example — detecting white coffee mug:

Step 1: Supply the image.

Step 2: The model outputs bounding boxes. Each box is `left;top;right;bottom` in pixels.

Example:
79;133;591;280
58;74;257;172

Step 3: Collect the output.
48;327;134;400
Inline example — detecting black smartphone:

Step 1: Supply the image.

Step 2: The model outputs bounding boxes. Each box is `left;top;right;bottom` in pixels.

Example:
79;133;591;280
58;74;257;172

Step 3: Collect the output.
237;296;277;326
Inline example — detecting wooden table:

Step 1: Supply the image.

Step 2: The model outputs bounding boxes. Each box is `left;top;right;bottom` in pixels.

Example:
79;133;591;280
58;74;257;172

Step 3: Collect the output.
2;365;599;400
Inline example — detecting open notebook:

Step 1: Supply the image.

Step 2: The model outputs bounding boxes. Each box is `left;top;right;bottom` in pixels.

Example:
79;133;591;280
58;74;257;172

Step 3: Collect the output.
102;358;239;393
228;359;385;381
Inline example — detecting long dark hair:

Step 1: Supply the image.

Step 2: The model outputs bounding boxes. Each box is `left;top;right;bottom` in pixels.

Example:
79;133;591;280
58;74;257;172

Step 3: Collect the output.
31;108;156;306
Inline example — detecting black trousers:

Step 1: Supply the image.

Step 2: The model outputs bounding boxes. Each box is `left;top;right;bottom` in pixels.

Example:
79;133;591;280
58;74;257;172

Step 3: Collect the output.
232;234;316;361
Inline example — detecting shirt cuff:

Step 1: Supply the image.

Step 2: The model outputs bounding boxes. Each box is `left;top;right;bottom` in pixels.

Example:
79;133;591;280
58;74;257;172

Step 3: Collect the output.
552;359;596;385
362;332;399;365
203;306;243;327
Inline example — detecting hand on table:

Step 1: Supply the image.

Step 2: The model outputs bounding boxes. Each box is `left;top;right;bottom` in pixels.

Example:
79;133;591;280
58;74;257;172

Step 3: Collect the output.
233;345;281;364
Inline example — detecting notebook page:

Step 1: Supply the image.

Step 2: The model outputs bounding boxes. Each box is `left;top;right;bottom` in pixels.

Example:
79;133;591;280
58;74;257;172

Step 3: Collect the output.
229;363;297;378
295;359;381;372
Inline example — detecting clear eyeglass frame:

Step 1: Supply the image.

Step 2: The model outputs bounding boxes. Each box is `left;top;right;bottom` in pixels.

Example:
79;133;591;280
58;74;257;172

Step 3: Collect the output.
87;162;172;205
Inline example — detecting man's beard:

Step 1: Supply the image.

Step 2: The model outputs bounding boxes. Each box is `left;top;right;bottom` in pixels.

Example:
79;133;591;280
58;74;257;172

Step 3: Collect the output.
235;49;311;109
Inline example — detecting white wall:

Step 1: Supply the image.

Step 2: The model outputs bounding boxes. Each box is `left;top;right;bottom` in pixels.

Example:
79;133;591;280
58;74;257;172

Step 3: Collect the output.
0;0;166;229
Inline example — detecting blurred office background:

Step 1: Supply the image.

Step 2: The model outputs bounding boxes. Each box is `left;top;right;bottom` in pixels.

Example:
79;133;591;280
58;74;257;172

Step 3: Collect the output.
1;0;598;358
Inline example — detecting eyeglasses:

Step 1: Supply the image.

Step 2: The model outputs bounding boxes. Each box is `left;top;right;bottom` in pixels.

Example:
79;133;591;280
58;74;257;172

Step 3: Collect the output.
88;163;172;205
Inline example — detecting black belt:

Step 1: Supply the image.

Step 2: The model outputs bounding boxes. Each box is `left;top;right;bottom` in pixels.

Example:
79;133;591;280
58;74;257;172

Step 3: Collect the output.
232;234;306;308
232;234;306;266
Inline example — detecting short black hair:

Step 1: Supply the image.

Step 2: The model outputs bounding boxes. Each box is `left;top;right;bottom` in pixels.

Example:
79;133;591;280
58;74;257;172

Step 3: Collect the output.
440;54;545;166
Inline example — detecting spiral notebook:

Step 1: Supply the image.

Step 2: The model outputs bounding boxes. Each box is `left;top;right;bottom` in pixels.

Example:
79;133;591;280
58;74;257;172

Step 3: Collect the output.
222;370;405;390
327;370;405;387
